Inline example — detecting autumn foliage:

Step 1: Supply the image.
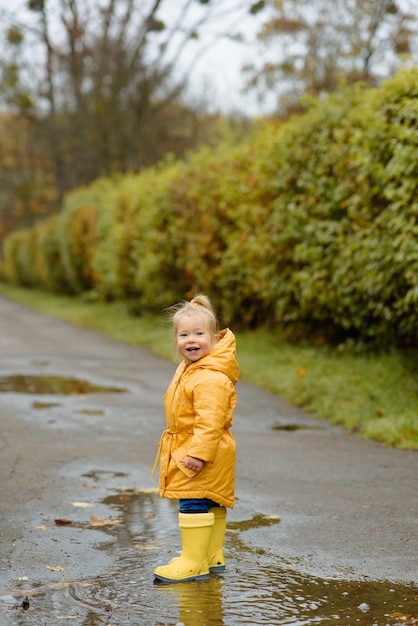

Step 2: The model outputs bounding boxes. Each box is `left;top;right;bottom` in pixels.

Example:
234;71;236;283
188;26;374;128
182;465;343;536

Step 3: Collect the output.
2;66;417;347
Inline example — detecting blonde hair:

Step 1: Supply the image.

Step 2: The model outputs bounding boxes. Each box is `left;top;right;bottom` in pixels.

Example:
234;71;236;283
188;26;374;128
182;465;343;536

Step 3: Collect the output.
166;294;219;337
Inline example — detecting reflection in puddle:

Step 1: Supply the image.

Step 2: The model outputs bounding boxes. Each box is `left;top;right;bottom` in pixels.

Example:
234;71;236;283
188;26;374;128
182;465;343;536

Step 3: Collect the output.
0;374;126;395
2;489;417;625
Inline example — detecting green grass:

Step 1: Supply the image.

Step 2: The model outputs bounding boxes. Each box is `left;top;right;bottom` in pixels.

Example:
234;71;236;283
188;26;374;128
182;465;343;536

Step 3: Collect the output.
1;284;417;450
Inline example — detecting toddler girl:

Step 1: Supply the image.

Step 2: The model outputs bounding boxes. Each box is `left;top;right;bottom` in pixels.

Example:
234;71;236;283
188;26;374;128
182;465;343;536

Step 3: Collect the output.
152;294;239;582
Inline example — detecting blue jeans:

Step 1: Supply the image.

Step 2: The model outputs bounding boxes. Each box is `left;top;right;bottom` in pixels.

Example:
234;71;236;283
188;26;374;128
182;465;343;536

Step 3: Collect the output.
179;498;221;513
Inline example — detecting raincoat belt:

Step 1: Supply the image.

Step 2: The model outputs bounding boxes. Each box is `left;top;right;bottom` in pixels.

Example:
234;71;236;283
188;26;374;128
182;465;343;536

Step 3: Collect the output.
151;429;193;477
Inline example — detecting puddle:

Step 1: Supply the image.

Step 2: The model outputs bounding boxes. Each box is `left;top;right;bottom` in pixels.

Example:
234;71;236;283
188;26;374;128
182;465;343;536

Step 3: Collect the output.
227;513;281;532
83;470;130;481
2;489;416;625
273;423;323;432
32;400;62;410
0;375;126;395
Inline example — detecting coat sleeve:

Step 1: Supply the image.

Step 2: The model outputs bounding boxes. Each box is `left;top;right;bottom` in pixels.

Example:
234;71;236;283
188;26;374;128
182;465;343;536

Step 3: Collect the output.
186;371;234;463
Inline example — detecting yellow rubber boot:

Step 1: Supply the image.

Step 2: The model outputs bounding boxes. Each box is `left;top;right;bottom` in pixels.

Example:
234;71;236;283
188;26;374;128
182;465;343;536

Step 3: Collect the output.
154;512;214;583
207;506;227;573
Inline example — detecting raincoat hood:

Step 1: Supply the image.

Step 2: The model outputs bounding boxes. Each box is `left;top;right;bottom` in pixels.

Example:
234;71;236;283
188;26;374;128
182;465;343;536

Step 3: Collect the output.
179;327;239;384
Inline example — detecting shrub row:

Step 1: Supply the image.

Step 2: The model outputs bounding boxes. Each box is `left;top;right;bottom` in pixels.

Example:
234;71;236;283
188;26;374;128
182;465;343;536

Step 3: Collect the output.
2;66;417;347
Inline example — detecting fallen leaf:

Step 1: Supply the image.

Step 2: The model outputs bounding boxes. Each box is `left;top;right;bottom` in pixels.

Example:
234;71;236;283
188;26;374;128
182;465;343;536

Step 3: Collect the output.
21;596;30;610
55;519;73;526
12;595;30;611
46;564;64;572
47;580;91;589
297;367;307;377
36;525;50;531
70;502;95;508
387;612;418;624
89;515;122;527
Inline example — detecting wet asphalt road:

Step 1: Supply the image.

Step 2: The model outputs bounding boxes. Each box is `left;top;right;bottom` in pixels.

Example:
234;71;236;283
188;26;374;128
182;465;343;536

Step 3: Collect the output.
0;294;417;590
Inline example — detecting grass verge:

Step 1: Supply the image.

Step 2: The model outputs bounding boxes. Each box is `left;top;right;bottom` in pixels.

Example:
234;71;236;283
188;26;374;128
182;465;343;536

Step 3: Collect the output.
1;284;417;451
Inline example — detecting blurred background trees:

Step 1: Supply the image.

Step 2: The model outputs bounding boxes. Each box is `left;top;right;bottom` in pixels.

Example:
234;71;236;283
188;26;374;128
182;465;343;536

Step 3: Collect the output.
0;0;417;245
0;0;260;242
244;0;418;114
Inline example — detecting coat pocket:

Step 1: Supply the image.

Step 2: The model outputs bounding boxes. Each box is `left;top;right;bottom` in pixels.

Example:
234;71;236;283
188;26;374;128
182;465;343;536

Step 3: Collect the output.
171;445;196;478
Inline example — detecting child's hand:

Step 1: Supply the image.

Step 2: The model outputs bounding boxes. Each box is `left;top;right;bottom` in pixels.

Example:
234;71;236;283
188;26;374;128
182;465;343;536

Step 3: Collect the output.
180;455;204;473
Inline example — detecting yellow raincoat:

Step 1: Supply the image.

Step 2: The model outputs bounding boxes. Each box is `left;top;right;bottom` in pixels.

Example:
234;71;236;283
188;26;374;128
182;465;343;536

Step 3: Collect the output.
152;328;239;508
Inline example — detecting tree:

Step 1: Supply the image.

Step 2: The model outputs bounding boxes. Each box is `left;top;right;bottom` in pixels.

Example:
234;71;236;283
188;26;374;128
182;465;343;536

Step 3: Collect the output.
0;0;264;204
243;0;418;114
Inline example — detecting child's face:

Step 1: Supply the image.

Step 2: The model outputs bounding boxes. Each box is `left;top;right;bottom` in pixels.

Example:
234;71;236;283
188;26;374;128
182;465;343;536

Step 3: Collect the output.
175;314;217;364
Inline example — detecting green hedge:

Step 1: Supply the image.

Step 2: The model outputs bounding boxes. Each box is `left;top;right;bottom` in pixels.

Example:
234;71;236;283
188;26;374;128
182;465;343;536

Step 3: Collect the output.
2;66;417;347
254;70;418;344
